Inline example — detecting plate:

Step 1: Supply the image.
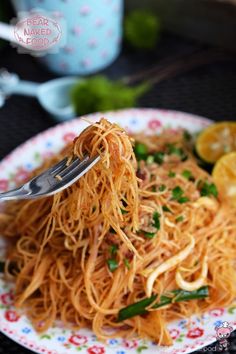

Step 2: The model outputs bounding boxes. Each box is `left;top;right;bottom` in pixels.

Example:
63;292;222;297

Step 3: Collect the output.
0;108;235;354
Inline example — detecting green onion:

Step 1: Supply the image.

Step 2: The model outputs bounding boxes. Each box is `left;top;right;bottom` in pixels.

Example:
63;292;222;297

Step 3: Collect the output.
124;258;131;270
109;245;118;255
176;215;184;222
178;196;189;204
183;130;192;141
166;144;188;161
152;211;161;230
152;186;157;192
172;186;184;200
168;171;176;178
182;170;193;180
162;205;172;213
199;182;218;198
153;151;165;165
121;208;128;214
107;259;119;272
159;184;166;192
146;155;154;164
142;231;156;239
134;142;148;161
117;286;209;322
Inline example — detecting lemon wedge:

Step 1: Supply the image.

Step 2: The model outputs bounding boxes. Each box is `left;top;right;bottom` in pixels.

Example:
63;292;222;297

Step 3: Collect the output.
212;152;236;205
196;122;236;163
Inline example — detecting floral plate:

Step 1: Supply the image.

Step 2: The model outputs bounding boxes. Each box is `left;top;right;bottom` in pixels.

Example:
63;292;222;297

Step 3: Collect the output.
0;109;235;354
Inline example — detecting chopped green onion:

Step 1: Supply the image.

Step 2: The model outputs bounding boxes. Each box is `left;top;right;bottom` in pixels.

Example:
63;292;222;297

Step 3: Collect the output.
109;244;118;255
159;184;166;192
166;144;188;161
146;155;154;164
183;130;192;141
153;151;165;165
107;259;119;272
176;215;184;223
168;171;176;178
134;142;148;161
152;186;157;192
182;170;193;180
199;181;218;198
152;211;161;230
117;286;209;321
124;258;131;270
109;227;116;234
162;205;172;213
121;208;128;214
172;186;184;200
142;231;156;239
178;196;189;204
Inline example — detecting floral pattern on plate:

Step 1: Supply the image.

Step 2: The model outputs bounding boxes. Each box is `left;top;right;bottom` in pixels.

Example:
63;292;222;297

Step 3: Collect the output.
0;108;235;354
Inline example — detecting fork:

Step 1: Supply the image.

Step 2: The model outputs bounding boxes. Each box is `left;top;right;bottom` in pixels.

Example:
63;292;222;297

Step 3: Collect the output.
0;154;100;201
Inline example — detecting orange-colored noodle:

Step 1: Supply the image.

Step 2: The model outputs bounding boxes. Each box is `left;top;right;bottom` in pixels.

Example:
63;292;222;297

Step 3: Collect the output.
0;118;236;345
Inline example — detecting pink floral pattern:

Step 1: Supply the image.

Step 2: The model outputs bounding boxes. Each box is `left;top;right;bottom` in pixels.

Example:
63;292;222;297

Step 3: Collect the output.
0;109;234;354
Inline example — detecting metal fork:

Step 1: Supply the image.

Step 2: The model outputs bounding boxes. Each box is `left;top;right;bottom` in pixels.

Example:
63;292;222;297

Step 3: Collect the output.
0;154;100;201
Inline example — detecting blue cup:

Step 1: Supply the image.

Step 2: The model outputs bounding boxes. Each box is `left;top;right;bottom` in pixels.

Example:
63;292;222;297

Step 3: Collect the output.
11;0;123;75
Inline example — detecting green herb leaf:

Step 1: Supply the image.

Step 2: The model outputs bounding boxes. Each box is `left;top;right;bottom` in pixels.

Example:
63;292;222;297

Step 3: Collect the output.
109;245;118;255
142;231;156;239
178;196;190;204
152;211;161;230
183;130;192;141
70;75;150;116
199;181;218;198
134;142;148;161
121;208;128;215
166;144;188;161
182;170;193;180
117;286;209;321
153;151;165;165
176;215;184;223
146;155;154;164
124;258;131;270
107;259;119;272
172;186;184;200
168;171;176;178
159;184;166;192
124;10;161;50
162;205;172;213
152;186;157;192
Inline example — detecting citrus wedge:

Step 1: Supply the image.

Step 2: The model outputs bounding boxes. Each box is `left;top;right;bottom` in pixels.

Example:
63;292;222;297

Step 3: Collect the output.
196;122;236;163
212;152;236;205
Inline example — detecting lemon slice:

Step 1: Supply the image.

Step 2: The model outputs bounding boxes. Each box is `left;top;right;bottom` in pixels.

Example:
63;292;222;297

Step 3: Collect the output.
196;122;236;163
212;152;236;205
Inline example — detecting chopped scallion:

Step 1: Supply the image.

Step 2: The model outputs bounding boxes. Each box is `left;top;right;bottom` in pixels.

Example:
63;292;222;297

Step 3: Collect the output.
153;151;165;165
168;171;176;178
176;215;184;222
162;205;172;213
134;142;148;161
159;184;166;192
107;259;119;272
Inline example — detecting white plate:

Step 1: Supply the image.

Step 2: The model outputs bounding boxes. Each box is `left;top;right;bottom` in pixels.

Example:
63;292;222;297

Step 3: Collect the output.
0;109;235;354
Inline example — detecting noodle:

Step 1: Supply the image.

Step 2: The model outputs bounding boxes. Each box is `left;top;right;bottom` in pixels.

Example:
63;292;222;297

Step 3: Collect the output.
0;118;236;345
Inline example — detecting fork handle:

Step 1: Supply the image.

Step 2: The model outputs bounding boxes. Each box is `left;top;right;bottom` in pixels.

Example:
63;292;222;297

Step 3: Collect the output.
0;186;30;201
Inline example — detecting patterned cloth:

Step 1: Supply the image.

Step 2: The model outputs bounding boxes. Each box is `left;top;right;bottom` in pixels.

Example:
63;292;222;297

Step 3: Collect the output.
0;34;235;354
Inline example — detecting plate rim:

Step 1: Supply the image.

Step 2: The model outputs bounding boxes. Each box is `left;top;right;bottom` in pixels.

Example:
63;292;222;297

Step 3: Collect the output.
1;108;234;354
